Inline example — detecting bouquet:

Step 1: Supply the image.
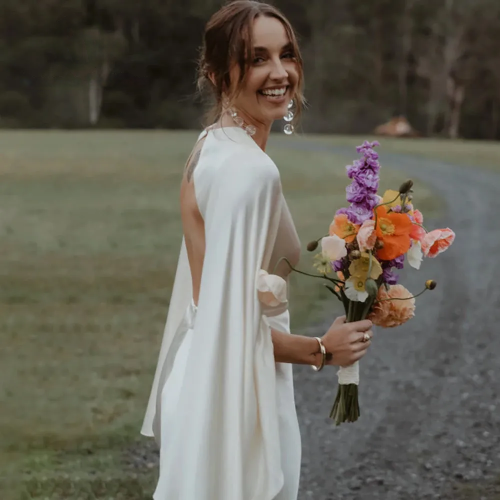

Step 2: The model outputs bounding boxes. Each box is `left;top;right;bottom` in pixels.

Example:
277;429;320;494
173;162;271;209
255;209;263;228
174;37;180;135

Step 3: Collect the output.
280;141;455;425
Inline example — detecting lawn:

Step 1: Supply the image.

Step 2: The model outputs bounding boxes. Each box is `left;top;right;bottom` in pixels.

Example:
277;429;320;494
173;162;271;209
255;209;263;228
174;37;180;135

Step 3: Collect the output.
0;130;440;499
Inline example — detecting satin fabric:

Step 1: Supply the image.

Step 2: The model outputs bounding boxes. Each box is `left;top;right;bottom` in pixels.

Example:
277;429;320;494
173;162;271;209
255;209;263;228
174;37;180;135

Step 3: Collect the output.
141;127;302;500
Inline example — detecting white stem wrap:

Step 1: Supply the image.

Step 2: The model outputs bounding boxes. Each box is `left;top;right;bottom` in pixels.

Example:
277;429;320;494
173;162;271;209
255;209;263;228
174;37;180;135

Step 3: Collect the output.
337;361;359;385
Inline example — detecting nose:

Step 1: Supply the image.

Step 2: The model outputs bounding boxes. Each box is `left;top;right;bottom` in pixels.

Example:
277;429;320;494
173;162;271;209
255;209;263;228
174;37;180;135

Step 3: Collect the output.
270;57;288;81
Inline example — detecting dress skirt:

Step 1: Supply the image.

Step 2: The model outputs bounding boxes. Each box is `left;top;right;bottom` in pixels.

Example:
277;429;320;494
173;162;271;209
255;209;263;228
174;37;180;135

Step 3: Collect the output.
153;299;301;500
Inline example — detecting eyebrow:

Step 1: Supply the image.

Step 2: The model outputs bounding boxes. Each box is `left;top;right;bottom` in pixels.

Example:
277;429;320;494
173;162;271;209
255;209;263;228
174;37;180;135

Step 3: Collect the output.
254;42;294;53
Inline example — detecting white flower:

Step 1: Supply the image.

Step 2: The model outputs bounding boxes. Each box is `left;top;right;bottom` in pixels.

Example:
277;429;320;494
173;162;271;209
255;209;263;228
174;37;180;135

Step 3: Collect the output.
407;241;423;270
256;270;287;307
344;279;369;302
321;235;348;261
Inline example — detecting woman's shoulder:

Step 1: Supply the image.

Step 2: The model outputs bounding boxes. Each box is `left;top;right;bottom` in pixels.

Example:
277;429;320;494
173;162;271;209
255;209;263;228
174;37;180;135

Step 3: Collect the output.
209;128;279;180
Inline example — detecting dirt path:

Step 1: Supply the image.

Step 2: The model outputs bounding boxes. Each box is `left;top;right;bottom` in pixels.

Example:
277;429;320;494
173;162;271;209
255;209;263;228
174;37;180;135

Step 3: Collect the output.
287;140;500;499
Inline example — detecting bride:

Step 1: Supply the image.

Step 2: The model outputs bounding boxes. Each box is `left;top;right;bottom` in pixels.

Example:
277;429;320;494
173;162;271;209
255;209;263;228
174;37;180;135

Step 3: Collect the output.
141;2;373;499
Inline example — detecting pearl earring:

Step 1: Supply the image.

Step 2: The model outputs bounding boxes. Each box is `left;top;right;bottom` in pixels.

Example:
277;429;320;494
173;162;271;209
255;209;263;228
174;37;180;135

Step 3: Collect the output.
283;99;295;135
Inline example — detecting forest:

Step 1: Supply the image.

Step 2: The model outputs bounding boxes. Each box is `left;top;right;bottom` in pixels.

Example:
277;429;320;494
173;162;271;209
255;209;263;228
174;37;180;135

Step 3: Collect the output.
0;0;499;139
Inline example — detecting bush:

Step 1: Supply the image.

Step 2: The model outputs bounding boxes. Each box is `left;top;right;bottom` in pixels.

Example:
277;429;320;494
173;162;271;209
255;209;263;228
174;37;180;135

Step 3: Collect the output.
101;91;137;125
0;91;31;119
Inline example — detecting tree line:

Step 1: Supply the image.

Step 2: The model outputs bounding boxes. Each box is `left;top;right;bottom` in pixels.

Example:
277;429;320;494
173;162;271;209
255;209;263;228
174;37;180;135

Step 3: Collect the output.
0;0;499;139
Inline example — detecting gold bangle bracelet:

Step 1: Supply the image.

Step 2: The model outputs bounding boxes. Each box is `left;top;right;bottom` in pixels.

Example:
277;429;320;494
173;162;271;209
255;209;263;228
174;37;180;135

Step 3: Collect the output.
311;337;326;372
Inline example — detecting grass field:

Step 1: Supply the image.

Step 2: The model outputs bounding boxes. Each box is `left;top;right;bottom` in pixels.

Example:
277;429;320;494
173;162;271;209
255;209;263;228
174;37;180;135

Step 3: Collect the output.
0;130;450;499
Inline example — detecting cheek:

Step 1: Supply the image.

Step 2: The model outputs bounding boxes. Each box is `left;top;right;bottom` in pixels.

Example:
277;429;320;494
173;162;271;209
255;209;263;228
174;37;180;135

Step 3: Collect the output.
246;68;267;93
285;62;300;87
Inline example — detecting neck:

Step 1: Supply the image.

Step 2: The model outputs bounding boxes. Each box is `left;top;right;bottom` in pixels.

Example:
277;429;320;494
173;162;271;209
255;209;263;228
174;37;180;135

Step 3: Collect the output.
219;109;272;151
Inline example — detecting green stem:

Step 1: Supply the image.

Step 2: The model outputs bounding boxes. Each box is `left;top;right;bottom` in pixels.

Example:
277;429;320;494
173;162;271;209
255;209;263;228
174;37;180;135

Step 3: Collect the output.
413;222;428;233
376;287;428;303
347;300;354;323
272;257;344;284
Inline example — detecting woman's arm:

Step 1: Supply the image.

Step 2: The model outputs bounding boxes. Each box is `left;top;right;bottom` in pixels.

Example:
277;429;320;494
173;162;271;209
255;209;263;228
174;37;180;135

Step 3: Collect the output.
271;329;319;365
271;316;374;367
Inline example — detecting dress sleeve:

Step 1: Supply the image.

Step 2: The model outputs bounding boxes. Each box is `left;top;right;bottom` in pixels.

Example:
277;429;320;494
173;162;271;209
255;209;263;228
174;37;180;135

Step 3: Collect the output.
160;153;285;500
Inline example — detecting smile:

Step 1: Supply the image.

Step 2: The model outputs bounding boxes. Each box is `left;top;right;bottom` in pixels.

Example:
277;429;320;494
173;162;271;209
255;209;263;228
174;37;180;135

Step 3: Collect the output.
258;86;288;97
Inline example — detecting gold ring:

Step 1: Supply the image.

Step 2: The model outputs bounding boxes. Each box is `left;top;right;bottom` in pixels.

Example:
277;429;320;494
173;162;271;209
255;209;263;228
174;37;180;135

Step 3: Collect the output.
362;333;371;343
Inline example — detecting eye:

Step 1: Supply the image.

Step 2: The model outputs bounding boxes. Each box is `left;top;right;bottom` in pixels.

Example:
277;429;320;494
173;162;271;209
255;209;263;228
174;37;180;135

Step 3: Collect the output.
253;56;265;64
281;52;295;59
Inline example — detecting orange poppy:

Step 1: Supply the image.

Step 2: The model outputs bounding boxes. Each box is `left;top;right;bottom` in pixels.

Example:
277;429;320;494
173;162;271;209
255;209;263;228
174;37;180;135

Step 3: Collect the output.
375;205;412;260
329;214;359;243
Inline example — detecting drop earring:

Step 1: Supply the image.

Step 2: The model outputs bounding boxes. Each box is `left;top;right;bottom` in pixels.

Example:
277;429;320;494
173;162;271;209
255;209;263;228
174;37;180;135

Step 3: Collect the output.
283;99;295;135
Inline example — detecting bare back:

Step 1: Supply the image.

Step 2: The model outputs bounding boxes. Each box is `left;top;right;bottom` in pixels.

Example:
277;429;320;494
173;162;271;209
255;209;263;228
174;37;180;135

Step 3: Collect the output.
180;137;207;308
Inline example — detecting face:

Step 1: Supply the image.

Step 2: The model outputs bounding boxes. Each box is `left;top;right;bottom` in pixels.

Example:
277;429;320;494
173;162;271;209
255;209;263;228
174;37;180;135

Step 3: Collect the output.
229;16;299;127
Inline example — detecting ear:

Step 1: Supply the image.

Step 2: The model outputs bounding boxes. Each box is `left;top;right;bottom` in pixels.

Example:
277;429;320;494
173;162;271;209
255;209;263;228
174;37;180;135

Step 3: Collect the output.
207;72;216;87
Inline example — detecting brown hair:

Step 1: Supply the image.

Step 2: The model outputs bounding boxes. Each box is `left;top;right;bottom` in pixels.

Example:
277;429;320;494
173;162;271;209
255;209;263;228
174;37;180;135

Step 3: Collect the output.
197;0;305;127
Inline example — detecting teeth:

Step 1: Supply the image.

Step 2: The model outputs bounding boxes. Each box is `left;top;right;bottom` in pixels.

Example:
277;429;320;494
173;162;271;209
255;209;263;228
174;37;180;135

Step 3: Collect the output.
261;87;287;96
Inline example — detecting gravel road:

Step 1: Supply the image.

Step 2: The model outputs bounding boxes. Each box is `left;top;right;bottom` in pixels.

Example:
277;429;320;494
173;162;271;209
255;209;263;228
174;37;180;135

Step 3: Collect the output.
289;141;500;500
128;140;500;499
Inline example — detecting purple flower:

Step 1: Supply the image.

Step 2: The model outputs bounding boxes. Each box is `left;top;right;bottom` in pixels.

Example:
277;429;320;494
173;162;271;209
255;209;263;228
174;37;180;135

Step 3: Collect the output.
346;181;370;204
353;169;379;191
365;193;379;210
382;267;399;285
382;254;405;270
336;205;373;225
332;258;348;272
356;140;380;154
364;156;380;171
346;160;364;179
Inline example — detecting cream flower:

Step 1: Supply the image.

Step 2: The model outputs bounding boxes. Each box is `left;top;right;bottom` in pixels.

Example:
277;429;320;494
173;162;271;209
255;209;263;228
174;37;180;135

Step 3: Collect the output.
321;235;348;261
256;270;287;307
345;252;383;302
313;252;332;275
407;241;423;269
345;278;369;302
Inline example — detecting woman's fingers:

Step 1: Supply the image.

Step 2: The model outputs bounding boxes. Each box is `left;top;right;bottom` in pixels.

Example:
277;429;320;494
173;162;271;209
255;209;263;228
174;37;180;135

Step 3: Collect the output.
349;328;374;344
332;315;347;326
352;340;371;353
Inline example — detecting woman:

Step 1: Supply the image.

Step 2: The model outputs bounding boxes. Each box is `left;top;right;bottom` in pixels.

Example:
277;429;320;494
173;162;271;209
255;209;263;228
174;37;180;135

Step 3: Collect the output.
141;2;373;499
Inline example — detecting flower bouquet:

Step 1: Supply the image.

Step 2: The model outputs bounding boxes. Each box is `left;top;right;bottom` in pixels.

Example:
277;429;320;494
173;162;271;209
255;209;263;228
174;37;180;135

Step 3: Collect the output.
284;141;455;425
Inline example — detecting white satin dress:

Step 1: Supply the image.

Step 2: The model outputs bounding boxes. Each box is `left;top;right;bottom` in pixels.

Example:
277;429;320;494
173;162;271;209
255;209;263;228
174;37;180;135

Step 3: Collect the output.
141;127;303;500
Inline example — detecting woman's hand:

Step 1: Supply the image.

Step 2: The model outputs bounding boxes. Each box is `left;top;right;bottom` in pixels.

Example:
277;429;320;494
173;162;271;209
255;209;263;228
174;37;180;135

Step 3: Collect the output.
320;315;373;367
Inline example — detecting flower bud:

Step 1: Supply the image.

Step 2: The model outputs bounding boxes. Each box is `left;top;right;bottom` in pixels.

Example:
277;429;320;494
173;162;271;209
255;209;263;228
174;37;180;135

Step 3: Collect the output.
350;250;361;260
425;279;437;290
307;240;319;252
399;179;414;194
365;278;379;297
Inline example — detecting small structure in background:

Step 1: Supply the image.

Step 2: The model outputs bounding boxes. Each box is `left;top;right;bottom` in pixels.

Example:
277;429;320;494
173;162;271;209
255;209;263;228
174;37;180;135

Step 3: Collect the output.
374;116;420;138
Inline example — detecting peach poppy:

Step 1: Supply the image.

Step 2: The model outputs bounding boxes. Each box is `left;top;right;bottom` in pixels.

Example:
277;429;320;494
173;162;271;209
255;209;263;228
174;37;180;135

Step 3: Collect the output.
369;284;415;328
374;205;413;261
357;219;377;252
409;209;426;242
329;214;359;243
421;228;455;258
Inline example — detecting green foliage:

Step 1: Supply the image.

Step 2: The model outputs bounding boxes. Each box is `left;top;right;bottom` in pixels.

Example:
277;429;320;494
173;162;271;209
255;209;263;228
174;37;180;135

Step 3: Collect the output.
0;91;30;117
0;0;499;137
